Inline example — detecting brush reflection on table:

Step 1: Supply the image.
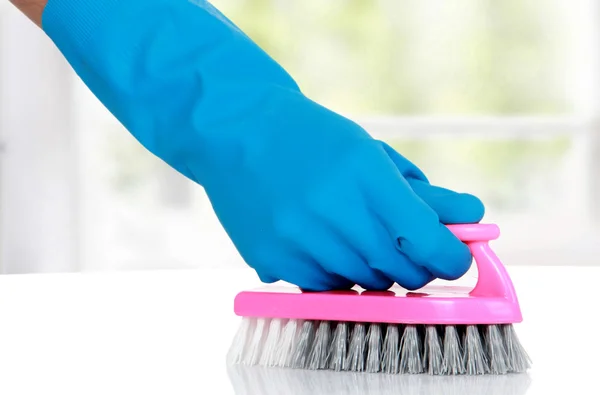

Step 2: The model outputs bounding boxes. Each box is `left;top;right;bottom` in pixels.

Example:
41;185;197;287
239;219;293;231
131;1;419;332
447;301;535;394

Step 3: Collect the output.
227;364;532;395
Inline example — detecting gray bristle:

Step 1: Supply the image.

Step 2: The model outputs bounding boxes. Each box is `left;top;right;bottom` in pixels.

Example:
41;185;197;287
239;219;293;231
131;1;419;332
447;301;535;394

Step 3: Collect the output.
423;325;443;375
291;321;315;369
442;325;466;375
502;324;532;373
346;323;367;372
365;323;382;373
381;324;400;374
464;325;489;375
400;325;423;374
328;322;349;371
307;321;332;370
227;318;531;376
486;325;509;374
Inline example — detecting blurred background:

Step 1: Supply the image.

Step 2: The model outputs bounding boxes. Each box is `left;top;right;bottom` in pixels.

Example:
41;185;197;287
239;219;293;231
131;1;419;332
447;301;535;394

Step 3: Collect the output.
1;0;599;274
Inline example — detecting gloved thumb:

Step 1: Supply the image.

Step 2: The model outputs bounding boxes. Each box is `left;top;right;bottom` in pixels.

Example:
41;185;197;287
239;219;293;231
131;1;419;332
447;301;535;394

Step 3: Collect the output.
407;179;485;224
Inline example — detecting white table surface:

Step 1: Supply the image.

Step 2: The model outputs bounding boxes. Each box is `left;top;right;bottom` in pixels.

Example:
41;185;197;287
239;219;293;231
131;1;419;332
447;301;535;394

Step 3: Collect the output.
0;265;596;395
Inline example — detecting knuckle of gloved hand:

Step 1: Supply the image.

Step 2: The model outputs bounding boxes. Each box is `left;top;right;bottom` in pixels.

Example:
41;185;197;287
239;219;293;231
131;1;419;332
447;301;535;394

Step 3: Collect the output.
348;139;383;165
330;139;380;173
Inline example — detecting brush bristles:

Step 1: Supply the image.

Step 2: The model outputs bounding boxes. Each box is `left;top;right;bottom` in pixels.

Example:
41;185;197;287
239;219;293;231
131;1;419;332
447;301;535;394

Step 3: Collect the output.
503;324;531;373
399;325;423;374
423;325;443;375
346;323;367;372
464;325;489;375
291;321;315;368
366;323;383;373
442;325;465;375
227;318;531;375
307;321;331;370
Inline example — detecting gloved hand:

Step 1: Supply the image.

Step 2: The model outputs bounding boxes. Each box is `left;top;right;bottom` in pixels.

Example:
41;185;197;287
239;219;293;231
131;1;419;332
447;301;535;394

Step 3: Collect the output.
42;0;484;291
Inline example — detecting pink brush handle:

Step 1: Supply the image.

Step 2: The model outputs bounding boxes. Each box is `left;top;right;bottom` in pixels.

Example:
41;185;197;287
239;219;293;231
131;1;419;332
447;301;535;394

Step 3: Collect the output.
446;223;518;303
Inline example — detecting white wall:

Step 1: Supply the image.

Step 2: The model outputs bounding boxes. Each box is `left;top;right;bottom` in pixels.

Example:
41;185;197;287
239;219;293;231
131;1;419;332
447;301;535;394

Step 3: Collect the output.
0;8;79;273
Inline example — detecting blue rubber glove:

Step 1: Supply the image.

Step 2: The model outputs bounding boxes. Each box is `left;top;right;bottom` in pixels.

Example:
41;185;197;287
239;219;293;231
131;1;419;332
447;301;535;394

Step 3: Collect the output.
42;0;484;291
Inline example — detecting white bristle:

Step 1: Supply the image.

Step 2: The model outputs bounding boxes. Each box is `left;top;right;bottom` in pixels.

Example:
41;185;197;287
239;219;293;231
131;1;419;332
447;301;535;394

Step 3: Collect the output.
242;318;270;365
258;318;285;366
226;319;531;376
272;319;300;367
226;317;253;365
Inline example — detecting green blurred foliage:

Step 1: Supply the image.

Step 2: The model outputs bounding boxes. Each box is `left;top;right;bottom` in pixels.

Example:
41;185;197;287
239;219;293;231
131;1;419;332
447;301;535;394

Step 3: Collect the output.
215;0;569;115
210;0;573;210
388;136;571;208
109;0;575;211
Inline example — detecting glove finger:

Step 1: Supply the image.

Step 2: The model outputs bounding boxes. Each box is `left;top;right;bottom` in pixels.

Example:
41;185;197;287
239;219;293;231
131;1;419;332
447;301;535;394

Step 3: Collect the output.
306;238;394;291
309;187;432;290
306;231;394;291
367;240;435;291
268;256;354;292
350;207;435;290
407;178;485;224
276;207;394;290
361;151;472;281
249;245;353;292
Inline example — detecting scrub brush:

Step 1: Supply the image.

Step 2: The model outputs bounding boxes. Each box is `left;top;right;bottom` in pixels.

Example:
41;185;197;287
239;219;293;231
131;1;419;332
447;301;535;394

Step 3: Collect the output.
226;223;531;375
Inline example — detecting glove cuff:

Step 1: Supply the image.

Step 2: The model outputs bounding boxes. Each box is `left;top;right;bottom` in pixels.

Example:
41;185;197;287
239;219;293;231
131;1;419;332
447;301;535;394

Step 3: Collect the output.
42;0;123;59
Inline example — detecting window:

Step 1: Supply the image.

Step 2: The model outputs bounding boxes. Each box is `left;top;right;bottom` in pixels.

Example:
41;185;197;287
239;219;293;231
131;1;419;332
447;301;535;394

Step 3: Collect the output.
1;0;598;272
218;0;574;116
